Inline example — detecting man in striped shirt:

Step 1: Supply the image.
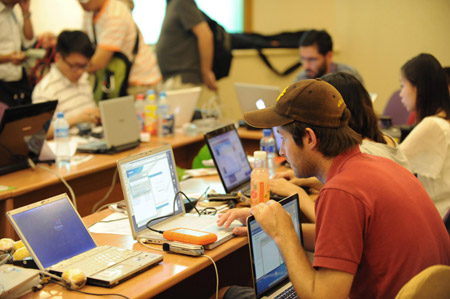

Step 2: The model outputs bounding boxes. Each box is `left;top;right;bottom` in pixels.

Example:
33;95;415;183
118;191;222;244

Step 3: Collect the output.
79;0;162;96
32;30;100;138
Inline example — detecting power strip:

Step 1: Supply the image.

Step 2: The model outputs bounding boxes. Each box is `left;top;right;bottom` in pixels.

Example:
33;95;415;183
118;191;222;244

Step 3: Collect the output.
0;265;41;298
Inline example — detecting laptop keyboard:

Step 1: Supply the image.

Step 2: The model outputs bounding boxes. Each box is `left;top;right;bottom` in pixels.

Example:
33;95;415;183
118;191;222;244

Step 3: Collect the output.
51;246;139;276
275;285;297;299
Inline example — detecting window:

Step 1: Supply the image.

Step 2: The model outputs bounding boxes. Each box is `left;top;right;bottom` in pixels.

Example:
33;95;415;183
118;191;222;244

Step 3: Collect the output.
133;0;244;45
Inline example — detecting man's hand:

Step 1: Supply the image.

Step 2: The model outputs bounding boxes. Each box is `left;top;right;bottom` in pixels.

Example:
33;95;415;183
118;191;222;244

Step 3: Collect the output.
19;0;31;14
217;208;250;236
269;178;305;197
202;69;218;91
10;52;27;65
273;169;295;180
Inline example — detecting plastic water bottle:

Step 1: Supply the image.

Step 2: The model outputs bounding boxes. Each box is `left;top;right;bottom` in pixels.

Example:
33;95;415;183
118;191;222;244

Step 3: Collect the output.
250;151;270;207
144;90;158;135
260;129;276;178
157;91;171;137
54;112;71;168
134;93;145;132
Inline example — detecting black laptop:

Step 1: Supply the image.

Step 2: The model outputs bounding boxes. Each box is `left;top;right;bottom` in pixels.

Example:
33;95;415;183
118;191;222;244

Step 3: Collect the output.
0;100;57;175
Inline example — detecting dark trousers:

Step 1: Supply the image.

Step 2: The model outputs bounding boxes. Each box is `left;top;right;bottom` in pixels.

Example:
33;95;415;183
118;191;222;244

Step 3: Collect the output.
0;69;32;107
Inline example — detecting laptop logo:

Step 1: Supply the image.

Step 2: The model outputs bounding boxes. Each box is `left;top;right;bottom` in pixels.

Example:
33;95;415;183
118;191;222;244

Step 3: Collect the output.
256;99;266;110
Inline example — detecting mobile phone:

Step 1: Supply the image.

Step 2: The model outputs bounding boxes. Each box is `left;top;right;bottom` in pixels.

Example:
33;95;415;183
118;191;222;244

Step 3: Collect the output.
162;228;217;245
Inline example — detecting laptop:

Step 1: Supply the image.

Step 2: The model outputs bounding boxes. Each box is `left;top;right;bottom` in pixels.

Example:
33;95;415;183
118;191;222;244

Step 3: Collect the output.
0;100;57;175
204;124;283;200
247;194;303;298
234;82;281;114
6;193;163;288
77;96;140;154
166;87;201;128
116;144;239;250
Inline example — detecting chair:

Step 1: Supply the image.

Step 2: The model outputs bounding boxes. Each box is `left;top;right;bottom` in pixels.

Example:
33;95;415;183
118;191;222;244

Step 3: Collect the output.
444;207;450;236
383;90;412;126
395;265;450;299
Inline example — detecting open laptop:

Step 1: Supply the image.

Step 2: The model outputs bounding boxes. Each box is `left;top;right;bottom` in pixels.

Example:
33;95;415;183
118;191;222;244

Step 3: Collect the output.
247;193;303;298
116;144;240;250
166;87;201;128
77;96;140;154
0;100;57;175
6;193;163;288
234;82;281;114
204;124;283;200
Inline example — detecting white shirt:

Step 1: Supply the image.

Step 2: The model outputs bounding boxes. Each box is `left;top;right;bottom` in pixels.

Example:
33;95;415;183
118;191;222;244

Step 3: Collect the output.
32;64;96;120
400;116;450;217
0;3;34;81
360;139;411;172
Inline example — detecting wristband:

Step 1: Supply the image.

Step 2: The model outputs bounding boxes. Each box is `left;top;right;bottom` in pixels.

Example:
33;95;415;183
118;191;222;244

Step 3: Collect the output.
23;12;31;19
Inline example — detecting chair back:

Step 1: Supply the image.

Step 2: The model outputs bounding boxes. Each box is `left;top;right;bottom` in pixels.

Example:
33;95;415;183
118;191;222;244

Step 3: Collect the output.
383;90;411;126
395;265;450;299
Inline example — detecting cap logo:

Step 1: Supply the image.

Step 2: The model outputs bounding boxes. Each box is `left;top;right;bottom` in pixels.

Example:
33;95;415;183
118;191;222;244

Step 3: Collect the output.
276;86;288;102
337;98;344;107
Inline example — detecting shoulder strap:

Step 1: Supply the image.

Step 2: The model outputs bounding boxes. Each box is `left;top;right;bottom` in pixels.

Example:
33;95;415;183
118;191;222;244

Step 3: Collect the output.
257;49;301;76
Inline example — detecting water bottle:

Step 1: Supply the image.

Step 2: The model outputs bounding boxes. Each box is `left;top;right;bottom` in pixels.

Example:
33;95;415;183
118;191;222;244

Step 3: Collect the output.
54;112;71;168
157;91;172;137
250;151;270;207
134;93;145;132
260;129;276;178
144;90;158;135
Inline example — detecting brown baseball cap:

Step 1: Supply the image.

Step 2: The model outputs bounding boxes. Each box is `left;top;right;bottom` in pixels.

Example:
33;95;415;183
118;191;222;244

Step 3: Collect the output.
244;79;348;128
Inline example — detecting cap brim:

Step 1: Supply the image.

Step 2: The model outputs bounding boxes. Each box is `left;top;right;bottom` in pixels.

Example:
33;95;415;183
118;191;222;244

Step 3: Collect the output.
243;107;293;128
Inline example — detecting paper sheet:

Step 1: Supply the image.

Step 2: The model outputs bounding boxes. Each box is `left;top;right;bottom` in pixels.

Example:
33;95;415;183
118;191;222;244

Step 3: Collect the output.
88;212;132;236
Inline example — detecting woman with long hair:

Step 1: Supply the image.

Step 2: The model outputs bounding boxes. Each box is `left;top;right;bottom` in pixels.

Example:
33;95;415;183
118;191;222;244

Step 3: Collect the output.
399;53;450;217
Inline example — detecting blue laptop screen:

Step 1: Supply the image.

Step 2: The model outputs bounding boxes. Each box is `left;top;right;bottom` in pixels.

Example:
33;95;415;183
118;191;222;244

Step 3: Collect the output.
248;195;302;297
11;197;96;269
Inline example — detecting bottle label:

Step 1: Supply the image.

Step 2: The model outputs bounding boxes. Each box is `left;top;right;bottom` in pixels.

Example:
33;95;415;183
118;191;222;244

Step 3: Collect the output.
54;127;69;138
250;179;269;206
261;145;275;153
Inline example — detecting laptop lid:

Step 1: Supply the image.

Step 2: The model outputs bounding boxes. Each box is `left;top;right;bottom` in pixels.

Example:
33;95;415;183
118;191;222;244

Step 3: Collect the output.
247;194;303;298
99;95;140;150
6;194;97;270
117;144;184;239
0;100;57;175
204;124;253;194
166;87;201;128
234;82;281;115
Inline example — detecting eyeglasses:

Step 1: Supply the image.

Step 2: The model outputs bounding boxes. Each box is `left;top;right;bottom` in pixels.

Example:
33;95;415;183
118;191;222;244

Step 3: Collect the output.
63;57;89;71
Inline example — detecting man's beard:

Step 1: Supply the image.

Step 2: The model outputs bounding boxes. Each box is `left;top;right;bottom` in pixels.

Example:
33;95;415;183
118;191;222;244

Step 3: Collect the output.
307;62;328;79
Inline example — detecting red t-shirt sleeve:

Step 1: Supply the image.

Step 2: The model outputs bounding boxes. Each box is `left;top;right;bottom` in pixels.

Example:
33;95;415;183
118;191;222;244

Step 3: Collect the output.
313;188;369;275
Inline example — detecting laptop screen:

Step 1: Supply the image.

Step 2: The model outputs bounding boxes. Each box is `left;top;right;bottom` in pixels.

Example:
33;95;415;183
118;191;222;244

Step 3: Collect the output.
8;195;96;269
272;126;282;154
204;124;252;193
117;145;182;234
247;194;303;298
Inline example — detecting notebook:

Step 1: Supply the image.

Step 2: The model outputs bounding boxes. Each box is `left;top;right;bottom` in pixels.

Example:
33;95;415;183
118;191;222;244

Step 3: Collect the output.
234;82;281;114
116;144;239;250
204;124;283;200
166;87;201;128
6;193;163;288
247;194;303;298
77;96;140;154
0;100;57;175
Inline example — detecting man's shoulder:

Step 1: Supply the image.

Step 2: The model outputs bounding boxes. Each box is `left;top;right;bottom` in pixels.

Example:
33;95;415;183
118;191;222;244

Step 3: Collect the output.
333;62;364;83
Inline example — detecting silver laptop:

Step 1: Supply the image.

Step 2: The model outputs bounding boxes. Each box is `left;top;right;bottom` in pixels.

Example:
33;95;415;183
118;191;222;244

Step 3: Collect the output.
116;144;239;250
234;82;281;114
166;87;201;128
6;193;163;288
247;194;303;298
77;96;140;153
204;124;283;200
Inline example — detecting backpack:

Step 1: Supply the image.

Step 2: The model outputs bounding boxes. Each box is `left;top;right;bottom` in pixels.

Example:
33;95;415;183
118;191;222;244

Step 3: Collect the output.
201;12;233;81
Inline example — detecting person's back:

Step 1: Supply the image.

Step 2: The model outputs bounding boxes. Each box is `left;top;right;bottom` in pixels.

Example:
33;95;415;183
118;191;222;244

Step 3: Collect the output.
317;147;450;298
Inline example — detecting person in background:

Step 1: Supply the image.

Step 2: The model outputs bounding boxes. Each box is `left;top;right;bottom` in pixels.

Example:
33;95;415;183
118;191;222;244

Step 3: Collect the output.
294;29;364;84
399;53;450;218
156;0;217;91
79;0;162;96
444;66;450;92
217;79;450;299
0;0;34;107
271;72;411;208
32;30;99;138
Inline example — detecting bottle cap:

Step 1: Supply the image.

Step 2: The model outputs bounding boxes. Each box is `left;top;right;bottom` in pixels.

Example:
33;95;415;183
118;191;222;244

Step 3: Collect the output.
254;151;267;160
263;129;272;136
57;112;64;118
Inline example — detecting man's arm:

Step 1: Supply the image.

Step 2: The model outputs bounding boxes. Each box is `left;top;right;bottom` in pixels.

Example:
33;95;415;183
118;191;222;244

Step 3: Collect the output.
86;48;114;73
253;201;354;298
191;21;217;91
20;0;33;40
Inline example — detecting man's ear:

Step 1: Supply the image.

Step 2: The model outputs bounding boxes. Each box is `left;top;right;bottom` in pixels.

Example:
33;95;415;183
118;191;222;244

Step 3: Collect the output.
304;128;318;150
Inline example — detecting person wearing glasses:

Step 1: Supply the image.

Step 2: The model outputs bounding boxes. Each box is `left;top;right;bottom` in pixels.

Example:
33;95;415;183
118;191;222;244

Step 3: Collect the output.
32;30;100;138
294;29;364;84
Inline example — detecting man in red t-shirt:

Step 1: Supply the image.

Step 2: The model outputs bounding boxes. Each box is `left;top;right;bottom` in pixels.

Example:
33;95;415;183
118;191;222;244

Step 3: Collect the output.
218;79;450;298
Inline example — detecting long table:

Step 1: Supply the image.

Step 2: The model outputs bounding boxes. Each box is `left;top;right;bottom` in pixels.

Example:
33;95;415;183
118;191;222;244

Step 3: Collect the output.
21;209;253;298
0;128;262;238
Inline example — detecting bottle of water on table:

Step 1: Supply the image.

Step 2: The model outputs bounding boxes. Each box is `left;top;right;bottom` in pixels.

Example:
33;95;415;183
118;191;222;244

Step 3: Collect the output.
54;112;71;168
260;129;276;178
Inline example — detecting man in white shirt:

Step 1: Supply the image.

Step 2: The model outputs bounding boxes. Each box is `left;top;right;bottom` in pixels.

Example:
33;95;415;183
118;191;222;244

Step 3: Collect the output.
0;0;34;107
32;30;100;138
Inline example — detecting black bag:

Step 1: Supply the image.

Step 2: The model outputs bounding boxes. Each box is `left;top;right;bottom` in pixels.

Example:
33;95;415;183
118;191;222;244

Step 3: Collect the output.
201;12;233;80
231;31;305;76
